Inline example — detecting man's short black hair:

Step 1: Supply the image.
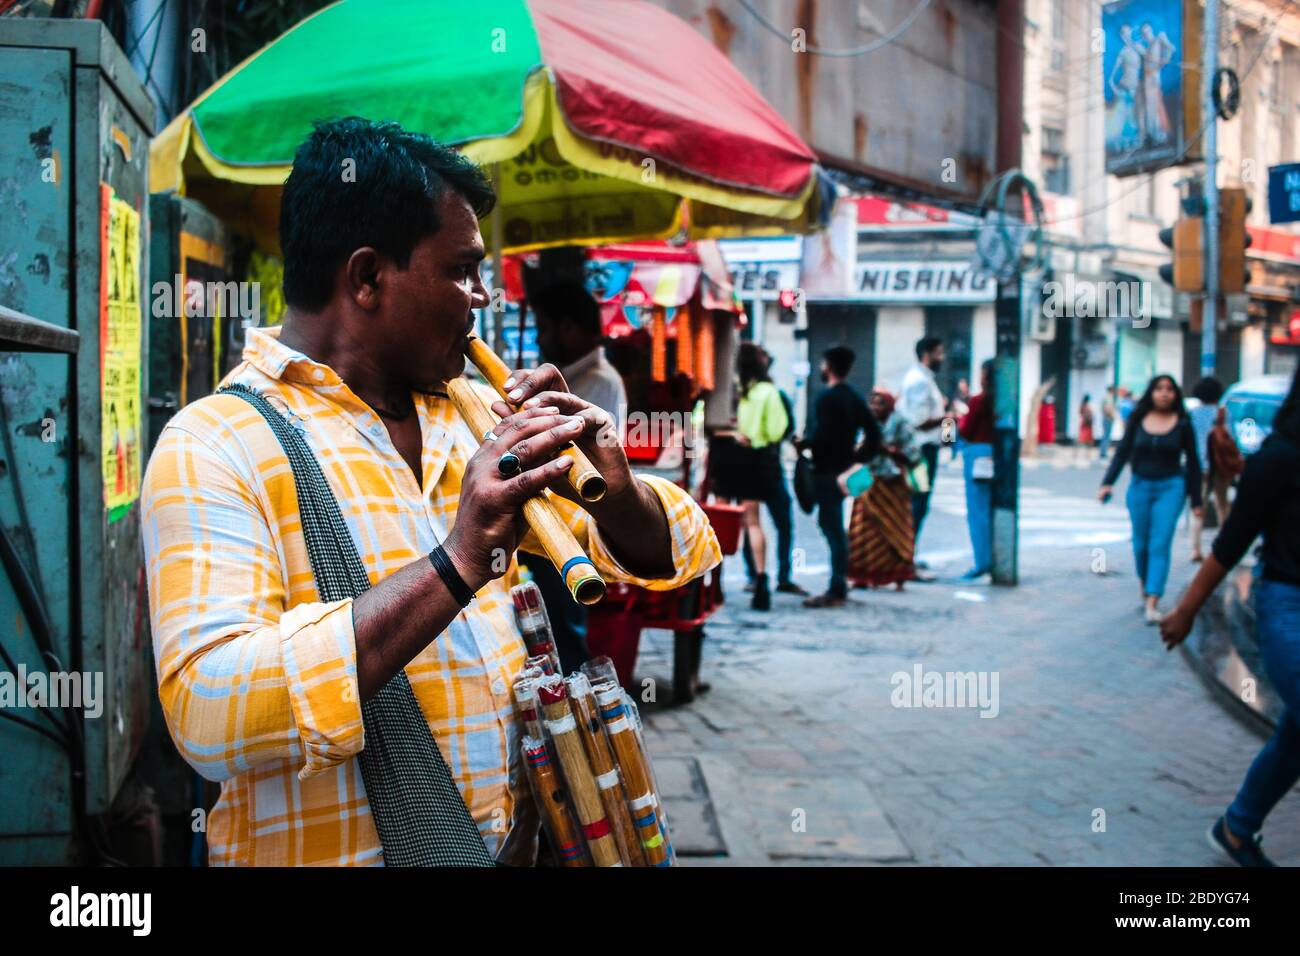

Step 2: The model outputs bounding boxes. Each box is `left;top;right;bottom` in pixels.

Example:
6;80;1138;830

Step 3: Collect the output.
529;281;602;338
823;345;855;378
280;116;496;311
1192;376;1224;405
916;336;943;360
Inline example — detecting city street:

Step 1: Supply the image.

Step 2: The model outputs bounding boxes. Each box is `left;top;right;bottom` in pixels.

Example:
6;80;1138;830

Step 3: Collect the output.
641;452;1300;866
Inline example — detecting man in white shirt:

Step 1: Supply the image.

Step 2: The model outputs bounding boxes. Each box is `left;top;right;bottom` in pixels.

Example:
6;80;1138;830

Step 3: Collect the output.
897;336;950;568
526;280;629;672
532;281;626;428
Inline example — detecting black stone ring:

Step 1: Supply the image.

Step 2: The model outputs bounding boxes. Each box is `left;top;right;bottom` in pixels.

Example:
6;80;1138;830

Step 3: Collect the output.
497;451;522;478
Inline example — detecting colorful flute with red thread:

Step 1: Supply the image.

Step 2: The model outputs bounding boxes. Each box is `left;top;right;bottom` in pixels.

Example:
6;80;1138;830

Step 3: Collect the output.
536;676;623;867
521;735;587;867
512;674;544;741
566;673;643;866
511;581;562;673
525;653;556;677
592;680;670;866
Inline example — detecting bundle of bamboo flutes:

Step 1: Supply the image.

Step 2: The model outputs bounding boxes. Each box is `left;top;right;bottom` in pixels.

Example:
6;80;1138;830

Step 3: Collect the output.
508;582;674;867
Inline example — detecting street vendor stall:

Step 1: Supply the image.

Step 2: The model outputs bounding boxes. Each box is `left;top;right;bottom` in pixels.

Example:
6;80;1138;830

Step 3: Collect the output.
502;241;746;700
150;0;831;256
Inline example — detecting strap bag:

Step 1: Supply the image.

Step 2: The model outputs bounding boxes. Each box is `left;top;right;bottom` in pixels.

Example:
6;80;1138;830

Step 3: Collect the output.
219;384;494;867
793;451;817;514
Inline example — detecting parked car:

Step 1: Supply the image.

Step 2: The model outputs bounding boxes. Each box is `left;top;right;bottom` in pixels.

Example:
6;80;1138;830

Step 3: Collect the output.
1221;374;1290;455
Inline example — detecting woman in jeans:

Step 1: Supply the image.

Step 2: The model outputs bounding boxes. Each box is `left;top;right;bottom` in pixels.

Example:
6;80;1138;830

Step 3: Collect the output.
1098;375;1202;623
1161;367;1300;867
957;359;995;582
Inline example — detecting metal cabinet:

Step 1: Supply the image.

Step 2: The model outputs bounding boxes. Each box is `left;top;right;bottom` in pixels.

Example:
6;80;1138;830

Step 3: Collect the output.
0;18;153;863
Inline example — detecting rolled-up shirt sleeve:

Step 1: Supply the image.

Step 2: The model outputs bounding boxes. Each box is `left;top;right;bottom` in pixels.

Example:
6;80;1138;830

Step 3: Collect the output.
522;474;721;592
142;424;364;784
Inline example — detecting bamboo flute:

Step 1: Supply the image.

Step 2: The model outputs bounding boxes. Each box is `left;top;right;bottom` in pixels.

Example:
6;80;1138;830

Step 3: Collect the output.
465;334;606;502
592;680;670;866
521;735;588;867
566;673;643;866
537;676;622;867
444;377;605;605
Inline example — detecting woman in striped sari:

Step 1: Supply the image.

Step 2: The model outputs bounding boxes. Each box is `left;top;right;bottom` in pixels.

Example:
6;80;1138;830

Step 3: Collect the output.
848;388;920;590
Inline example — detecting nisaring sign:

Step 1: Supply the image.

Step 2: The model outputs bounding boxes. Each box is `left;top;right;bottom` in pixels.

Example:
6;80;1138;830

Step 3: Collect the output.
852;261;996;303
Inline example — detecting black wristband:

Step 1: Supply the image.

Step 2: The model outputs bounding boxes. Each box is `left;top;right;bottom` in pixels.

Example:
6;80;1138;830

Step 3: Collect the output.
429;545;475;608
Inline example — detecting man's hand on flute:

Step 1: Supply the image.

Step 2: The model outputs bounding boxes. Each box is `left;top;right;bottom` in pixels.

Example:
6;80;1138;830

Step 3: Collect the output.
497;363;674;579
352;402;584;700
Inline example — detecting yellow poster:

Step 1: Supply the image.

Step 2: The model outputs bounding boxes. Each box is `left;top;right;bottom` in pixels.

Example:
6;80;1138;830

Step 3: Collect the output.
102;190;142;520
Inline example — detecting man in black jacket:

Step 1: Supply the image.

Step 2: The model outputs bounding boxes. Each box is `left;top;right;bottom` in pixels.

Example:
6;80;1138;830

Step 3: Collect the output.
797;346;880;608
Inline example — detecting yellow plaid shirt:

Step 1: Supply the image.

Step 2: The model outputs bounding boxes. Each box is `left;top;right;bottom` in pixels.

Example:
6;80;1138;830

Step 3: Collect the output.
141;327;720;866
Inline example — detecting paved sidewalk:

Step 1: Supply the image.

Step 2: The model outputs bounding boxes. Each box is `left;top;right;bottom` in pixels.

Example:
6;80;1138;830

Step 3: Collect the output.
637;460;1300;866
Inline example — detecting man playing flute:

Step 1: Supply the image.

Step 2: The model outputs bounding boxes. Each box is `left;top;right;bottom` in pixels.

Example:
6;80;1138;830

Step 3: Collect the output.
141;117;721;866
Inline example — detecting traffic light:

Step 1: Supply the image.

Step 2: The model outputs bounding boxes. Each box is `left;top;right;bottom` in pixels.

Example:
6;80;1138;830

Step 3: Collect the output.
1218;187;1253;294
1158;218;1204;292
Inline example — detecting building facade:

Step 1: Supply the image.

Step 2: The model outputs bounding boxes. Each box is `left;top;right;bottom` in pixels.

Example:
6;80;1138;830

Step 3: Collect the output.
1024;0;1300;441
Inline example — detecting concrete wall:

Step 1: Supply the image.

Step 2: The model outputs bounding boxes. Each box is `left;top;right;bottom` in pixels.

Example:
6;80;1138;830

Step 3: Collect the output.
656;0;1002;201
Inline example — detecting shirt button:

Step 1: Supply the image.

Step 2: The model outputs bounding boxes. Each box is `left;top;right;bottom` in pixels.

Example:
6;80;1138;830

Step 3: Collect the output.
312;369;325;382
370;424;383;437
491;678;506;695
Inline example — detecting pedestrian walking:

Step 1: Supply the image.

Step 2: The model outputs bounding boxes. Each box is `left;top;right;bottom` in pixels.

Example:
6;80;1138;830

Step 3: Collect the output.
898;336;949;580
796;345;880;608
740;348;808;598
1098;374;1203;624
1207;403;1245;516
1099;386;1118;461
1117;386;1136;425
957;359;995;582
846;388;919;590
712;342;789;611
1077;393;1095;461
1161;366;1300;867
1187;376;1226;563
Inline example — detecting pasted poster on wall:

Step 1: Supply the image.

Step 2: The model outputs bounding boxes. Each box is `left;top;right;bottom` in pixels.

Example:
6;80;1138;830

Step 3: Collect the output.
100;184;142;521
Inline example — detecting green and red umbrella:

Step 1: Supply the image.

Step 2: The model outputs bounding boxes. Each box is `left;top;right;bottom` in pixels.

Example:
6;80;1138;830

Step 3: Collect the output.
152;0;828;253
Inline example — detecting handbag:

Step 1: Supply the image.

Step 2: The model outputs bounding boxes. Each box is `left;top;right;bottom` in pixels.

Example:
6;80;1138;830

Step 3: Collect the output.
793;451;817;514
837;464;874;498
219;384;494;868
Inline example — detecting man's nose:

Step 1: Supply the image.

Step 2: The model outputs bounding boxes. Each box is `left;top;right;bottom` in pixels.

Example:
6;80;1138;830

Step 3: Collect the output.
470;276;490;310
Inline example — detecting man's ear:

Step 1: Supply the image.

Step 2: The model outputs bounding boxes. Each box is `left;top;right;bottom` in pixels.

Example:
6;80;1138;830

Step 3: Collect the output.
345;247;383;312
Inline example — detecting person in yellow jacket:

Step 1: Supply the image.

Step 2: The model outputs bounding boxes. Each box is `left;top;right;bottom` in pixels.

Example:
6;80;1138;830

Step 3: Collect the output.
712;342;789;610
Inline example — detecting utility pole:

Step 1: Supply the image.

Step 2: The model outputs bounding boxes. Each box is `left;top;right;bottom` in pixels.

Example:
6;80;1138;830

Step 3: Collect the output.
992;277;1022;586
1201;0;1220;378
977;171;1044;588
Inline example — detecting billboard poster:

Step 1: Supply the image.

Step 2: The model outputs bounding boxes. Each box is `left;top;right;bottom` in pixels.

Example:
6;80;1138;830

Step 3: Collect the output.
1102;0;1199;176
